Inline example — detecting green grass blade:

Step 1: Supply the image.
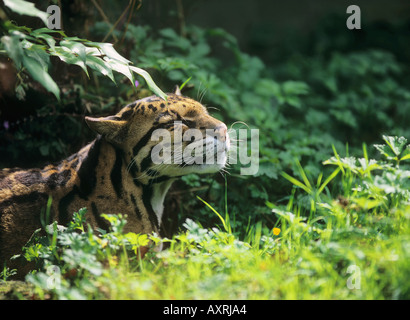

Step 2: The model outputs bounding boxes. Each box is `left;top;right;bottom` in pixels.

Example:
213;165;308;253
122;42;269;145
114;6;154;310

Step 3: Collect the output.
197;196;229;233
400;154;410;161
362;142;368;164
295;159;312;190
281;171;311;194
330;144;345;175
317;167;341;195
179;76;192;90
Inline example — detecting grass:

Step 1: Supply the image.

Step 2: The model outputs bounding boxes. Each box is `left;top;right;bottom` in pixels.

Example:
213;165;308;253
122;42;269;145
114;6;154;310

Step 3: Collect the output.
1;136;409;300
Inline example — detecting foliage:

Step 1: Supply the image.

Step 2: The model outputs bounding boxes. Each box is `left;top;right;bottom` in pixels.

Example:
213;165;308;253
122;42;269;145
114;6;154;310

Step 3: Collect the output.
1;136;407;299
0;0;166;101
97;21;410;233
0;0;166;166
10;209;159;299
1;1;410;300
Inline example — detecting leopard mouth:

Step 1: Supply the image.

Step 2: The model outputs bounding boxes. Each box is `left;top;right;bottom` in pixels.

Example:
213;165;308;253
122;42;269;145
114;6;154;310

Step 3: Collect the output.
181;138;228;164
149;134;230;177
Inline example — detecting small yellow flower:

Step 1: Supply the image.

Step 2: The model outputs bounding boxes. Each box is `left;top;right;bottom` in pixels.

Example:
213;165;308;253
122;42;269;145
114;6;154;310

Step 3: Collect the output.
273;227;281;236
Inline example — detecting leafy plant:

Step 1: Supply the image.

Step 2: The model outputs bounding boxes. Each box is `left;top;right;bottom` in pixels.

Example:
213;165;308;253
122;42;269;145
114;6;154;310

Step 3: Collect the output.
13;136;410;299
1;2;410;300
0;0;166;100
374;135;410;166
17;208;159;299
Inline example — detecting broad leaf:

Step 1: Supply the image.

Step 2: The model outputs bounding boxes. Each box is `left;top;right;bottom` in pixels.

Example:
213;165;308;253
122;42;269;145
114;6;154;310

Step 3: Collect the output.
60;40;87;63
22;54;60;100
21;40;50;71
1;35;24;68
400;146;410;161
3;0;49;25
383;135;407;156
374;144;397;160
375;136;409;160
50;47;89;76
31;28;67;37
104;57;134;84
130;66;167;100
34;33;56;50
88;42;131;64
85;55;115;83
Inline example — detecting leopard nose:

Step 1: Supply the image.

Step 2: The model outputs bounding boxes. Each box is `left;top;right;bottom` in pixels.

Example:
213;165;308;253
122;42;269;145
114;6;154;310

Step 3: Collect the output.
214;123;228;142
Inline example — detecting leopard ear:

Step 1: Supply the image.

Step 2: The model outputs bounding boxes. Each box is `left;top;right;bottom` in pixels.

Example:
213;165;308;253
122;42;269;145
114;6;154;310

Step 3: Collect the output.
173;85;182;96
85;115;128;145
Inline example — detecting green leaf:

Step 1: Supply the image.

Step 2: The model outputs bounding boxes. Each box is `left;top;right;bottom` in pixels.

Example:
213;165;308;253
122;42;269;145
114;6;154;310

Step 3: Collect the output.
88;42;130;64
22;54;60;101
125;233;149;249
317;167;341;195
374;144;397;160
2;21;32;33
196;196;230;233
50;47;88;76
282;81;310;96
34;33;56;50
130;66;167;100
295;159;312;190
383;135;407;156
3;0;49;25
63;36;88;42
254;162;279;179
39;145;49;156
281;171;312;194
60;40;87;63
255;79;281;98
104;58;134;84
1;35;24;68
31;27;65;35
21;40;50;71
85;47;101;56
85;55;115;83
179;76;192;90
352;197;383;210
400;146;410;161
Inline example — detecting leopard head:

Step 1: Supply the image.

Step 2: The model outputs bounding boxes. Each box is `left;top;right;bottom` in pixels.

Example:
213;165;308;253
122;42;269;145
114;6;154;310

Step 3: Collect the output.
85;87;230;182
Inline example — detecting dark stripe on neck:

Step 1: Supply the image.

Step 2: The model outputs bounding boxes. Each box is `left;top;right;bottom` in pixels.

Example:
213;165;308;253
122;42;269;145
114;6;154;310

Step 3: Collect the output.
139;146;156;173
141;184;159;231
58;138;101;225
130;194;142;220
146;169;158;177
91;201;110;232
58;187;78;225
149;175;171;184
110;148;124;198
77;137;101;198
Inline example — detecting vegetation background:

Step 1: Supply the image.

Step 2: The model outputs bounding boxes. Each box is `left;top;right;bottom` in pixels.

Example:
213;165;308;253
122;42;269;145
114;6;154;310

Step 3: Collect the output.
0;0;409;300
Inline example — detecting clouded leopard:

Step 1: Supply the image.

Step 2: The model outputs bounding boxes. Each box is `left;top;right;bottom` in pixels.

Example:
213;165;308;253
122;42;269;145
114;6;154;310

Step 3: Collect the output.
0;87;229;274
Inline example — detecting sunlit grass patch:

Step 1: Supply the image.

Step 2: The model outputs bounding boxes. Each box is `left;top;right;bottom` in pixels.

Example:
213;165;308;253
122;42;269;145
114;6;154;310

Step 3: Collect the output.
1;136;409;300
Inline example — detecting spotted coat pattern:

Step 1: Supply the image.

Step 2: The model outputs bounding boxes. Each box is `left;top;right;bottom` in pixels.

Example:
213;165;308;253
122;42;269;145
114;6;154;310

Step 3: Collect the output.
0;89;229;275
